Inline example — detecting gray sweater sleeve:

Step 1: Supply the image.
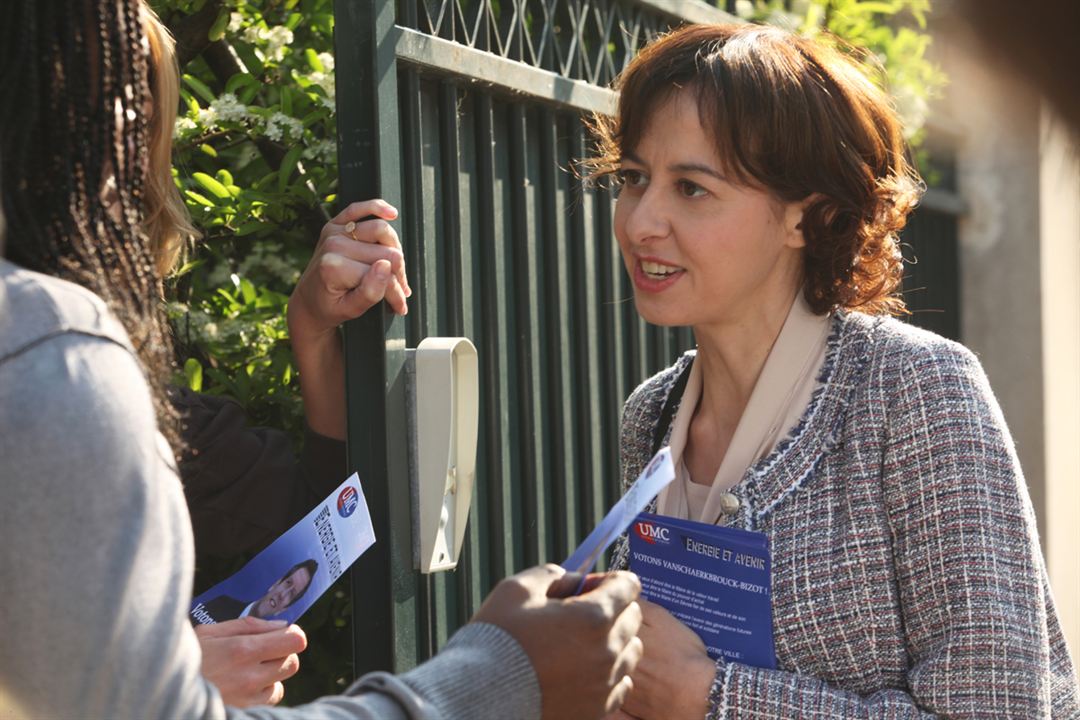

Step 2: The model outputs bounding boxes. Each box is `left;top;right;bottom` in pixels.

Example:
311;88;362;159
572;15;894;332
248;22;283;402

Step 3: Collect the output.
0;330;539;720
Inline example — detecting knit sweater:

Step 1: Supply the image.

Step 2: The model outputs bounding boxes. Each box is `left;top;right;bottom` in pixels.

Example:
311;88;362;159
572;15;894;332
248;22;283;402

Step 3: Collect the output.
610;310;1079;718
0;260;540;720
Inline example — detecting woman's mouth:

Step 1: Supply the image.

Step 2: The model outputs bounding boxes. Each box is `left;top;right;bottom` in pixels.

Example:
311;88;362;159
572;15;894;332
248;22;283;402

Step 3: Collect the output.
634;258;685;292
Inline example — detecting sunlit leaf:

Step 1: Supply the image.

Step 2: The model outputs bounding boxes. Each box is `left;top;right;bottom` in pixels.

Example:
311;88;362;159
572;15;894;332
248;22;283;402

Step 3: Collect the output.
184;357;203;391
183;74;216;104
193;172;231;199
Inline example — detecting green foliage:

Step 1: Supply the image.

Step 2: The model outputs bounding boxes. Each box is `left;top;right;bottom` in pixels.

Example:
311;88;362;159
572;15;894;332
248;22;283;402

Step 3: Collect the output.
157;0;337;435
735;0;947;141
151;0;347;703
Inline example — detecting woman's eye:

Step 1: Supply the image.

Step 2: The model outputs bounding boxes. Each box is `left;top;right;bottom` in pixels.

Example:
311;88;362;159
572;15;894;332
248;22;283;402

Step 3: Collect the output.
677;180;707;198
617;169;647;187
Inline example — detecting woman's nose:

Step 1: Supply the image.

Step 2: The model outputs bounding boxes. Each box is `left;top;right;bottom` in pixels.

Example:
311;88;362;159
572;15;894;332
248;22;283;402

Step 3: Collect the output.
621;189;671;245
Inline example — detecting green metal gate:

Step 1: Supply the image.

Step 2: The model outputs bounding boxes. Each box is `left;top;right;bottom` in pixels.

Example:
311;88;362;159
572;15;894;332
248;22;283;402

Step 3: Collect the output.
333;0;733;675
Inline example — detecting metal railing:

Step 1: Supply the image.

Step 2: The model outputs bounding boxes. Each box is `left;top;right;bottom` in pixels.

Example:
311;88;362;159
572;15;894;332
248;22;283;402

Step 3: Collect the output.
335;0;729;674
333;0;962;675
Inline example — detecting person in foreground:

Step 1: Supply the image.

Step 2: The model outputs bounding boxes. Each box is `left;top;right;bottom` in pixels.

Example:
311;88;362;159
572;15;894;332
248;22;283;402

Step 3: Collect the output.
1;1;411;707
590;24;1079;719
0;0;644;717
0;123;643;720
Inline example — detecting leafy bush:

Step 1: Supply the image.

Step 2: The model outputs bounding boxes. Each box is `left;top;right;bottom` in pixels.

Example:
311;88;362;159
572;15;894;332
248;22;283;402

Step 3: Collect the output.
154;0;943;706
152;0;351;703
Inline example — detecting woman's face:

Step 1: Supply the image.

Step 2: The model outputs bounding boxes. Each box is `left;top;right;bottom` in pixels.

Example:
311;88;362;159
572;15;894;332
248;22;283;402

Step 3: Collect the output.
613;91;806;330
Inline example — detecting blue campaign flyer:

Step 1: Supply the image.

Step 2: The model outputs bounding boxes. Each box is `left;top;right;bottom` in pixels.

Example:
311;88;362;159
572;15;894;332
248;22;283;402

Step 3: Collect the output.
629;512;775;669
190;473;375;626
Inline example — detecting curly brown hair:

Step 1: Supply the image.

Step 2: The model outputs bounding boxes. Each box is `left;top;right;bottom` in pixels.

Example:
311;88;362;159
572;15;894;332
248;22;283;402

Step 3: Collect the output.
586;23;923;315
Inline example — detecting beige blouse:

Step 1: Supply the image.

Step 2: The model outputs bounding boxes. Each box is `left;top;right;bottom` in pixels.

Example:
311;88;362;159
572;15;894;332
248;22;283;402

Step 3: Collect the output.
657;293;831;524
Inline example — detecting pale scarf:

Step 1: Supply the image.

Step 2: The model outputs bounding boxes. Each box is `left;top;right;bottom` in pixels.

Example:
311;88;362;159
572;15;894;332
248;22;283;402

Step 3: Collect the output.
657;293;831;524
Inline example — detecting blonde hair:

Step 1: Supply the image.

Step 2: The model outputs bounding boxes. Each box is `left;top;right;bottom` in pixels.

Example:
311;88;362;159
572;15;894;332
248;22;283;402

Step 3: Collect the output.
142;1;200;277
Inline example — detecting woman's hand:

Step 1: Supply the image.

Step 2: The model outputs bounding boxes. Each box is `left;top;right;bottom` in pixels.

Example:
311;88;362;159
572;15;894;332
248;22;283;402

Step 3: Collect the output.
286;199;410;439
617;600;715;720
194;617;307;707
288;199;410;342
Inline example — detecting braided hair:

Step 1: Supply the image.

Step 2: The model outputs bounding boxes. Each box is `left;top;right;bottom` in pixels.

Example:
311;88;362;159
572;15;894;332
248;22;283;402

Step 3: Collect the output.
0;0;179;447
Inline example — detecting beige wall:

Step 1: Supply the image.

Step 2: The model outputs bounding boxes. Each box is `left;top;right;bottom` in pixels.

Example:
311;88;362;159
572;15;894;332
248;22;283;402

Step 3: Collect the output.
1039;111;1080;657
936;15;1080;659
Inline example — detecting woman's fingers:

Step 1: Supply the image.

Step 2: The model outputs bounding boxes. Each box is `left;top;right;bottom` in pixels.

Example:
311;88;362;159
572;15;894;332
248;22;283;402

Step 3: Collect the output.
268;652;302;683
321;235;405;276
326;222;410;297
262;681;286;706
321;199;411;297
329;199;398;228
321;257;407;318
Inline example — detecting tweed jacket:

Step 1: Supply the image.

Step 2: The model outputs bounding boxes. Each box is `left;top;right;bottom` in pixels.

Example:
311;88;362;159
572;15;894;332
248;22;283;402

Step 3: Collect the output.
611;310;1079;718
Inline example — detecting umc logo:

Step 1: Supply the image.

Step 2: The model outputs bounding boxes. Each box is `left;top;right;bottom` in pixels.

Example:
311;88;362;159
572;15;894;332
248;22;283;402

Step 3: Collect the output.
337;486;359;518
633;521;670;545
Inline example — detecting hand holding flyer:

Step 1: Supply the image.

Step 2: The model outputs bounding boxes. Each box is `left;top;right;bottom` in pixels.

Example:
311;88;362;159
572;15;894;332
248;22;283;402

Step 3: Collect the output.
629;512;775;668
190;473;375;625
562;447;676;577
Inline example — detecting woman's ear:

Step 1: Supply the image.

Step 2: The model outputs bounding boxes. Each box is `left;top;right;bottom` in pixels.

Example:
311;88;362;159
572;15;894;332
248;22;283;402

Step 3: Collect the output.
783;193;823;249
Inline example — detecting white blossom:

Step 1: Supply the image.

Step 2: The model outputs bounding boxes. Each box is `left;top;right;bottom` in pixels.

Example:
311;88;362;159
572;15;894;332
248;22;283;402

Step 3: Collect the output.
307;71;332;94
237;244;302;285
263;112;303;142
228;12;244;33
302;139;336;164
197;106;218;127
243;25;265;45
317;52;335;72
174;116;198;136
210;93;248;123
264;26;294;62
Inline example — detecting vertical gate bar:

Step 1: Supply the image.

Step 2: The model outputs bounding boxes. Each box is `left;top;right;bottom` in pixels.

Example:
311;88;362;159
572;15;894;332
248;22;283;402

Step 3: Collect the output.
435;80;472;635
434;81;481;626
540;107;576;559
401;0;418;28
419;80;444;337
600;188;628;505
399;67;435;660
570;123;605;537
416;78;452;652
478;95;520;581
440;87;465;338
451;88;487;617
509;103;550;566
657;319;671;373
400;69;424;346
334;0;418;676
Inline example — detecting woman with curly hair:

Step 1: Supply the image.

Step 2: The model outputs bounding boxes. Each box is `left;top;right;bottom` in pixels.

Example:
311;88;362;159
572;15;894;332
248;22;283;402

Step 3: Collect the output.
594;23;1078;719
0;1;644;718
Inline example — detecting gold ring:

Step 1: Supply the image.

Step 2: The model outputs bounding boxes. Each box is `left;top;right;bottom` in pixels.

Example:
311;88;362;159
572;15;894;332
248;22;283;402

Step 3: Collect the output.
344;221;357;240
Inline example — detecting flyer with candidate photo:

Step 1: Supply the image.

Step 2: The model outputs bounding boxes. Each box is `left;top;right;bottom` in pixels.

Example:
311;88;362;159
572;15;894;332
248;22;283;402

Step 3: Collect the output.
190;473;375;626
629;512;775;668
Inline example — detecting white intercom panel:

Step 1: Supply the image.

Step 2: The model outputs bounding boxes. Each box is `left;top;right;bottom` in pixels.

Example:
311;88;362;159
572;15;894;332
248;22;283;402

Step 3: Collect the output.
406;337;478;573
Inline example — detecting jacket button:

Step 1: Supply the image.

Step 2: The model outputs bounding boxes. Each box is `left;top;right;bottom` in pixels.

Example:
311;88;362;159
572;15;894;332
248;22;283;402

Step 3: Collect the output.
718;492;740;515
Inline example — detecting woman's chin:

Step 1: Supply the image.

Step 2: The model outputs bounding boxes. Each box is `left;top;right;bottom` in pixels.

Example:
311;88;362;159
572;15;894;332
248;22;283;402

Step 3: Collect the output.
634;299;692;328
